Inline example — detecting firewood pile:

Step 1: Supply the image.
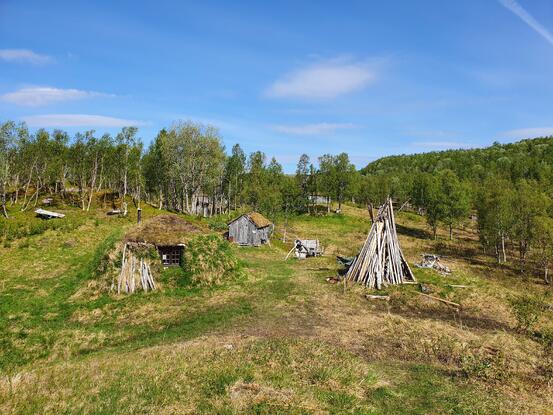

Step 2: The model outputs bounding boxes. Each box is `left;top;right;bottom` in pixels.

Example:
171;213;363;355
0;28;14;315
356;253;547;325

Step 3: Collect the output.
416;254;451;274
345;197;415;289
116;242;156;294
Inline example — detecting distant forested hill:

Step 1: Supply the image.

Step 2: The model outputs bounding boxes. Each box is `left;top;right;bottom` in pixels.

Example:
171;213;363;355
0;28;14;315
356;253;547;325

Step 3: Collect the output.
361;137;553;184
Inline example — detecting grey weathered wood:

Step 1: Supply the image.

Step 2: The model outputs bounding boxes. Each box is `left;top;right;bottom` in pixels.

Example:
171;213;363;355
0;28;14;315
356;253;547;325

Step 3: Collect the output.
345;197;415;290
228;214;272;246
35;208;65;219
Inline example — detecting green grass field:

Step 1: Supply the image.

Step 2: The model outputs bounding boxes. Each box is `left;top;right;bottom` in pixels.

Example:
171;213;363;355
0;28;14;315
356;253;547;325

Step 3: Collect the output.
0;203;552;414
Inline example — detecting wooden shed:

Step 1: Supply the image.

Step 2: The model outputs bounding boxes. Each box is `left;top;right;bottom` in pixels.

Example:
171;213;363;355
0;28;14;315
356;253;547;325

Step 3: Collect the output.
228;212;273;246
124;214;200;267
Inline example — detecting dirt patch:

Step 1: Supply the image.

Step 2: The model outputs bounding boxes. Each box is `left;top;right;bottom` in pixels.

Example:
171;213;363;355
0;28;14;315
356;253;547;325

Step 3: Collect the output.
228;380;294;410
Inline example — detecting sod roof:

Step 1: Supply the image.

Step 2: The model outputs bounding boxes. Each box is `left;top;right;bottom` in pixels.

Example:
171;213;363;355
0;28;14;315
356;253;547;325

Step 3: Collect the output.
125;214;201;246
229;211;272;228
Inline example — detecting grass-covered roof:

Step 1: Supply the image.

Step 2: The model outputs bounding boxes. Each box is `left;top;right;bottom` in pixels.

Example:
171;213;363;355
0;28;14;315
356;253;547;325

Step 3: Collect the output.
125;214;201;246
229;212;272;228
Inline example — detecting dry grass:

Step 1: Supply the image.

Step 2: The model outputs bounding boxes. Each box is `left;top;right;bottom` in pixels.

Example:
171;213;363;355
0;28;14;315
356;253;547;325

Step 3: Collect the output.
125;214;201;246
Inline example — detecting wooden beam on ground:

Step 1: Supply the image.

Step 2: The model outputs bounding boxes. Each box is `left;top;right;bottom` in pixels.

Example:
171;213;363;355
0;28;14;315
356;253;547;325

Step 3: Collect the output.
365;294;391;301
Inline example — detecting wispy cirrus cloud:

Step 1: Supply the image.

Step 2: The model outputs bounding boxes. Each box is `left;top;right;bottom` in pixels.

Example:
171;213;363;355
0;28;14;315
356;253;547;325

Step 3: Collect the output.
0;49;53;64
272;122;356;135
501;127;553;139
22;114;148;128
499;0;553;45
2;86;113;107
266;58;377;99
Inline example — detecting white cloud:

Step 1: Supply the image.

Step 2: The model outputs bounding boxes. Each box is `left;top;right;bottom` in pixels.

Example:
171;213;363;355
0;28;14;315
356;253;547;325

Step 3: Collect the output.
2;87;112;107
501;127;553;139
272;122;356;135
22;114;147;128
266;59;376;99
0;49;53;64
412;141;473;149
499;0;553;45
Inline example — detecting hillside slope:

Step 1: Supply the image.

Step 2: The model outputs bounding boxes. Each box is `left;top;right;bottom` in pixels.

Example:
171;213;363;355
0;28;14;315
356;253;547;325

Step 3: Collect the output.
0;205;552;414
361;136;553;182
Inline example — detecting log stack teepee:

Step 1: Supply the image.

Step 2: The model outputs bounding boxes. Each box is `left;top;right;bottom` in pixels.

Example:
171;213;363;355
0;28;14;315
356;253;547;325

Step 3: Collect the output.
345;197;415;289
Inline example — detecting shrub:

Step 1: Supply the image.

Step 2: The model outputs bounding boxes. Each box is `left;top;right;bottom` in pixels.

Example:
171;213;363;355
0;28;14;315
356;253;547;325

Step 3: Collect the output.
460;349;508;382
159;266;191;288
538;329;553;386
0;214;86;242
17;239;30;249
183;234;241;286
132;244;159;260
206;216;230;232
509;294;546;332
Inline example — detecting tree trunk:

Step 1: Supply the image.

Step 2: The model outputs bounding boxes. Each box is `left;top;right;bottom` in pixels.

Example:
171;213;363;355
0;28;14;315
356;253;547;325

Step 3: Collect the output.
21;164;35;210
158;187;163;210
519;241;527;273
501;233;507;263
14;174;19;204
1;189;8;218
86;160;98;212
449;225;453;240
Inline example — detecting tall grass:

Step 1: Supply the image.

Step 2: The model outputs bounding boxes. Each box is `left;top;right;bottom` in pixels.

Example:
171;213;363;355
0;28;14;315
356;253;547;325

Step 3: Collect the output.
0;214;87;243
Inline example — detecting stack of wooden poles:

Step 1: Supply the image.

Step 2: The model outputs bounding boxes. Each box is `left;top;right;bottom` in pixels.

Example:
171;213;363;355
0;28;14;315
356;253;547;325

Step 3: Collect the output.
345;197;415;289
117;243;156;294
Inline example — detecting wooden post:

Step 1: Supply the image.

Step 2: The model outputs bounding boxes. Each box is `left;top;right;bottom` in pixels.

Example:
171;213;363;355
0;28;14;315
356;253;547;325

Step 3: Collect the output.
137;207;142;224
367;203;374;224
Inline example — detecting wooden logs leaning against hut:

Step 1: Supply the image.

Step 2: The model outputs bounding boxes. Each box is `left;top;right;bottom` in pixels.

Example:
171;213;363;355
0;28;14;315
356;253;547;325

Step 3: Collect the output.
113;214;201;295
116;242;156;294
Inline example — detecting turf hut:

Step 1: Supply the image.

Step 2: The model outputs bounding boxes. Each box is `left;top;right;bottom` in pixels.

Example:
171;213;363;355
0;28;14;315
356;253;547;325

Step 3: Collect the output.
345;197;415;289
228;212;273;246
117;214;201;294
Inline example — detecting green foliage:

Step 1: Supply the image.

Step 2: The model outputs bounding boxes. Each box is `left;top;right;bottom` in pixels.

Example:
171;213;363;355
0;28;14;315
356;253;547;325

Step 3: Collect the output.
362;136;553;183
476;176;515;261
0;214;86;242
318;152;358;209
132;244;159;260
416;169;471;239
184;234;242;286
509;294;546;332
159;265;191;287
206;215;230;232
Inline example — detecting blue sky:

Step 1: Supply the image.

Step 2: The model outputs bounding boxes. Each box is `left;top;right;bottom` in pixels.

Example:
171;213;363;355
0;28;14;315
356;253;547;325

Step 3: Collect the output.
1;0;553;171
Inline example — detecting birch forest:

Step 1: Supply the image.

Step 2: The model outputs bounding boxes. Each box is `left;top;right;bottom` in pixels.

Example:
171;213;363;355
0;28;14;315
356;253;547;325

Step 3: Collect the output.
1;119;553;282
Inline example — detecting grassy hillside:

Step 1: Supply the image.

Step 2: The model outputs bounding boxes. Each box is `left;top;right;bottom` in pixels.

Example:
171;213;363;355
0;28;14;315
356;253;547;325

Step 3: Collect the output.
0;203;552;414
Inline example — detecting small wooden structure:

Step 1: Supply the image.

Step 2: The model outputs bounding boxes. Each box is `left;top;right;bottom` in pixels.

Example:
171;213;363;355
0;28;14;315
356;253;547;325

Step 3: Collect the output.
116;214;200;294
228;212;273;246
35;208;65;219
345;197;415;289
285;239;323;260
